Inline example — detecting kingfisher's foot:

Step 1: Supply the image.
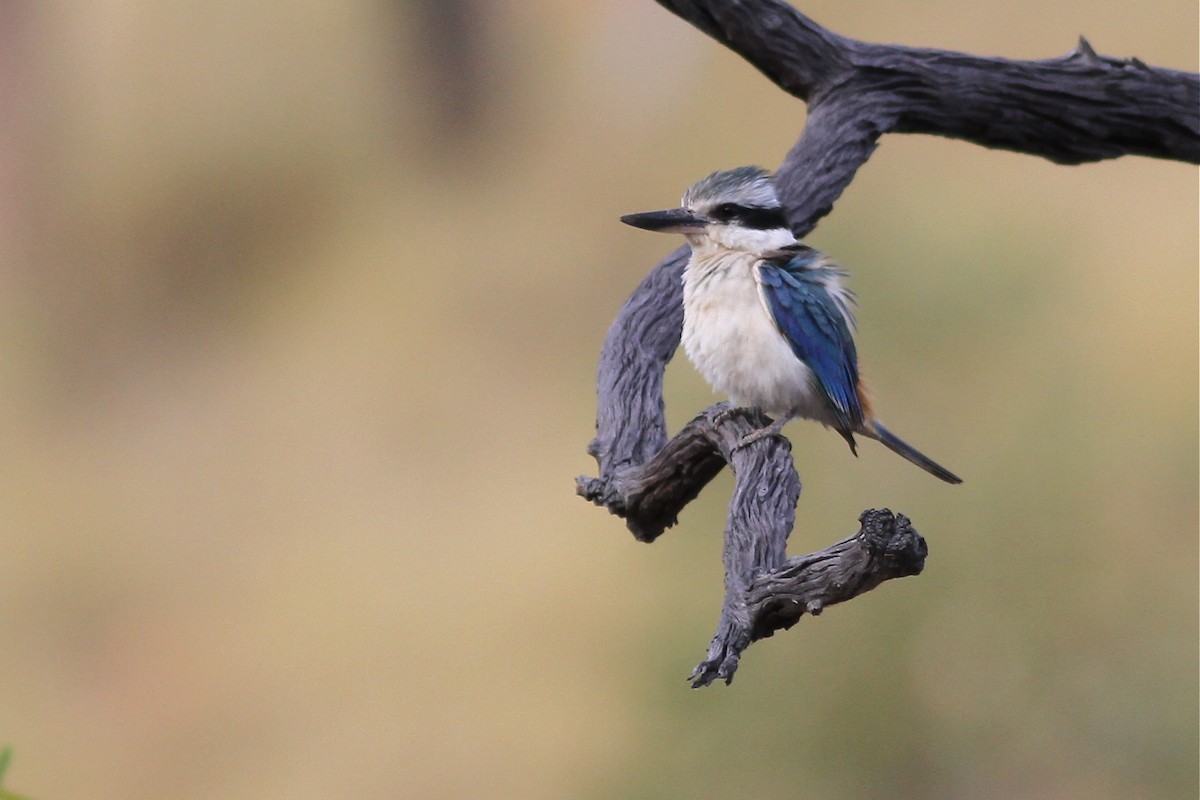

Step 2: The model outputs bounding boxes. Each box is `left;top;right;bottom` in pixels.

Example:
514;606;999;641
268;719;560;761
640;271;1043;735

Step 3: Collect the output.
734;427;782;451
711;404;741;427
733;414;793;451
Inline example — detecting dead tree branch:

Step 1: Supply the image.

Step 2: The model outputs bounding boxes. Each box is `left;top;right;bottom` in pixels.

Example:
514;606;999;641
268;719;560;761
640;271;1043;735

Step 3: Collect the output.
578;0;1198;686
695;508;928;687
660;0;1198;238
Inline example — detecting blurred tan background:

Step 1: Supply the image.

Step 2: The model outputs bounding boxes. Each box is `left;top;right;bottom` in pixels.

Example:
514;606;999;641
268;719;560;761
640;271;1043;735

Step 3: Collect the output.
0;1;1195;798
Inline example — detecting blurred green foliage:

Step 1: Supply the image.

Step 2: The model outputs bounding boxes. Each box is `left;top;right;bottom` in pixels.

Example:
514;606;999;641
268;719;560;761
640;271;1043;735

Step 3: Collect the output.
0;748;32;800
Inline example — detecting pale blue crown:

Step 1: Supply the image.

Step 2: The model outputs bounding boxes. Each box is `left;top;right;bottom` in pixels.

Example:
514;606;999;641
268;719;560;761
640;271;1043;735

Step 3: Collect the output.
682;166;781;212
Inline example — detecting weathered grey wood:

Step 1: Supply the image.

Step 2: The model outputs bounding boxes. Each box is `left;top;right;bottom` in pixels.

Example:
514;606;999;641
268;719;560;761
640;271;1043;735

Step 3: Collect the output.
582;247;688;517
582;404;797;684
579;0;1199;686
661;0;1198;239
578;400;738;543
744;509;927;638
693;509;926;687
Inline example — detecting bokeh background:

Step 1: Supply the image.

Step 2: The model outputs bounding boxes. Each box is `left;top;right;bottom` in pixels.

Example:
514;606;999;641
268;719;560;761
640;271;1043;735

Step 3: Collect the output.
0;1;1195;798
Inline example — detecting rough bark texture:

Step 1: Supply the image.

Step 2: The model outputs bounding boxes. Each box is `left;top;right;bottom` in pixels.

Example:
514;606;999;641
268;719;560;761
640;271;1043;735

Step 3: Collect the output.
697;508;928;687
577;0;1199;687
658;0;1198;239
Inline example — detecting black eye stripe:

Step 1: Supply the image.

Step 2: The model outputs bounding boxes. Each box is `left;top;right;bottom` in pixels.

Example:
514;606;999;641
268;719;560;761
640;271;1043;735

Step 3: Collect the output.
717;204;788;230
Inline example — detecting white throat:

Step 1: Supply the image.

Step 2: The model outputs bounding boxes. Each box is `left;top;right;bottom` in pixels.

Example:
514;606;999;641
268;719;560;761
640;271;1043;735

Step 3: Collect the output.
685;224;796;256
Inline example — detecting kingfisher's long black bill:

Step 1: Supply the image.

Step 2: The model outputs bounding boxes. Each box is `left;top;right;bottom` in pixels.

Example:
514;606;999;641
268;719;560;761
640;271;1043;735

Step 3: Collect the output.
620;207;709;234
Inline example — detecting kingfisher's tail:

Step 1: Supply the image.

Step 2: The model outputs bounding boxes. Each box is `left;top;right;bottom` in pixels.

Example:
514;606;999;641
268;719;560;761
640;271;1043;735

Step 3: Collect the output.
864;421;962;484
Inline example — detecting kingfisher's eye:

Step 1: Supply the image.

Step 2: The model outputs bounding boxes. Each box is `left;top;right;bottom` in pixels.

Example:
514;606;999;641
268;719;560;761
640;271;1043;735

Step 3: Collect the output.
713;203;741;221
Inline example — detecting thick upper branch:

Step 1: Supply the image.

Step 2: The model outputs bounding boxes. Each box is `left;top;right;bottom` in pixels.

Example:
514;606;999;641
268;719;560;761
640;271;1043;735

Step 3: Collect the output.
657;0;1198;160
653;0;850;97
657;0;1199;237
853;41;1200;165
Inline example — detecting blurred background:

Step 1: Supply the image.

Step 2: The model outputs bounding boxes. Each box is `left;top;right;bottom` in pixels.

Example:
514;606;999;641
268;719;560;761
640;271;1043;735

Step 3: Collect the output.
0;1;1194;798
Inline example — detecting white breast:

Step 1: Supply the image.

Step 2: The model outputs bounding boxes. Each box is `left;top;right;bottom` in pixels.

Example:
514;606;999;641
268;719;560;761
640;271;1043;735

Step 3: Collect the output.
681;250;829;422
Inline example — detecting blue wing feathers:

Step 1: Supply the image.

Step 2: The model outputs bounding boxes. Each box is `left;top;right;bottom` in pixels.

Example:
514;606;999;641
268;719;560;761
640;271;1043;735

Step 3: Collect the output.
757;252;863;432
